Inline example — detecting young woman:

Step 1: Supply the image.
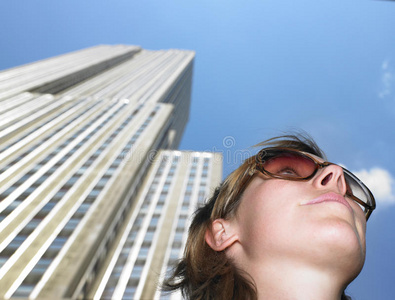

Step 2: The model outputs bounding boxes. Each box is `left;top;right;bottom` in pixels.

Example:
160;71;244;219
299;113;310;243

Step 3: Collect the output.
163;135;376;300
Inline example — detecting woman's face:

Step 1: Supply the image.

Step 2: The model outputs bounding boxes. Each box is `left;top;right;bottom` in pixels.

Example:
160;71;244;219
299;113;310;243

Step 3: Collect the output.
232;157;367;278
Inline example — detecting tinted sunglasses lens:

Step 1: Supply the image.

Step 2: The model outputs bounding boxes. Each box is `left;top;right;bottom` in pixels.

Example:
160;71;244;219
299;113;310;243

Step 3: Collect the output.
263;152;316;178
343;171;372;207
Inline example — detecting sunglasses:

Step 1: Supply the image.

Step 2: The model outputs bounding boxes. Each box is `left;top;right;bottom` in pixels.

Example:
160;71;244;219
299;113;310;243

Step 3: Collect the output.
255;148;376;220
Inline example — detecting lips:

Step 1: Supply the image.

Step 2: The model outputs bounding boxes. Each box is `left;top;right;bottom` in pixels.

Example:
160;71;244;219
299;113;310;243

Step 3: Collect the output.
302;192;353;212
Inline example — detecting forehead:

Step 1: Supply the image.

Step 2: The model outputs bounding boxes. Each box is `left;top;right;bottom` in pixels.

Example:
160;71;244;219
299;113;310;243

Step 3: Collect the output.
301;151;325;163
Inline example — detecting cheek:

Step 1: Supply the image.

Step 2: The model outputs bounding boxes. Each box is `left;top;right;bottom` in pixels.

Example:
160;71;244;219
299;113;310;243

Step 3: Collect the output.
235;182;300;255
348;201;367;246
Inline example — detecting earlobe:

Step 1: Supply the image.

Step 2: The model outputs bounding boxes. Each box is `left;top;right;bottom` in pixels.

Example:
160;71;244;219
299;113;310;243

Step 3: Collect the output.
205;219;239;251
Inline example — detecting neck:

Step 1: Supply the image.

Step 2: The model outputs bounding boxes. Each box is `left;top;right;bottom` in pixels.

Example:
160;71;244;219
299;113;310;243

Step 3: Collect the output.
248;259;347;300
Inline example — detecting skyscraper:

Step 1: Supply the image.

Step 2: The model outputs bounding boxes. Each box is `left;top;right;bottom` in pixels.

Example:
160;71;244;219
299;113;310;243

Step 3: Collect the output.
0;45;222;299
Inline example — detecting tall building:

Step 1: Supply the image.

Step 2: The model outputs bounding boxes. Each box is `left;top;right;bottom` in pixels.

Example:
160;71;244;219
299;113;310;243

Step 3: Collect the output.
0;46;222;299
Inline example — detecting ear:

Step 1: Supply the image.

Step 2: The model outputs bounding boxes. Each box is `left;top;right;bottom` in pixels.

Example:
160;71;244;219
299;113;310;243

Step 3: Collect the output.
205;219;239;251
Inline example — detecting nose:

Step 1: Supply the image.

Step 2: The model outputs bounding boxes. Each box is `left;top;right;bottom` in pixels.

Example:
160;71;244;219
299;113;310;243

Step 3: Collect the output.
312;164;348;196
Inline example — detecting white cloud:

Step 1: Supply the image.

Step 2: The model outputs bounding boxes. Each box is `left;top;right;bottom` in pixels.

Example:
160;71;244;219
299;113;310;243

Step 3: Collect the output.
378;59;395;98
353;167;395;205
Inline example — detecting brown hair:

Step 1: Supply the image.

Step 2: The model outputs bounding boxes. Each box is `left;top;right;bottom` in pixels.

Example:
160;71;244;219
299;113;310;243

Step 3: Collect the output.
162;134;351;300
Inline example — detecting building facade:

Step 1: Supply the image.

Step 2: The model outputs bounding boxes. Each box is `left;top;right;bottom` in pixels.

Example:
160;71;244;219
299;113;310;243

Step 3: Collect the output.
0;46;222;299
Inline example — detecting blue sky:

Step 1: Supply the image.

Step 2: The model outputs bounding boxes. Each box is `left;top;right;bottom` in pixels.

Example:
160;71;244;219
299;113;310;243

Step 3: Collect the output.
1;0;394;298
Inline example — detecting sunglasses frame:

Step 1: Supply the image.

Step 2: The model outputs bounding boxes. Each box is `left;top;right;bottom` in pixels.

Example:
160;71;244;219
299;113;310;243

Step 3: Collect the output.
255;147;376;220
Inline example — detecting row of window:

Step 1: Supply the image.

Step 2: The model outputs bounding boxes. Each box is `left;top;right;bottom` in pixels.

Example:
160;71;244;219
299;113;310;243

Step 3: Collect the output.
159;155;212;299
9;105;159;298
1;95;55;133
137;53;190;105
114;52;175;102
100;155;167;299
100;153;178;299
0;101;118;214
161;61;193;106
0;97;92;158
123;155;179;299
89;51;168;101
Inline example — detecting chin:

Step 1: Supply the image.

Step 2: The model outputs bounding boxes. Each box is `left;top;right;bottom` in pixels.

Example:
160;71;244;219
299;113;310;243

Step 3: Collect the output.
315;218;366;280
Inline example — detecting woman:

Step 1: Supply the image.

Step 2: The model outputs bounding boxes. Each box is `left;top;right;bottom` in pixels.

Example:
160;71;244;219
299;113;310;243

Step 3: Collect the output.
163;134;376;299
